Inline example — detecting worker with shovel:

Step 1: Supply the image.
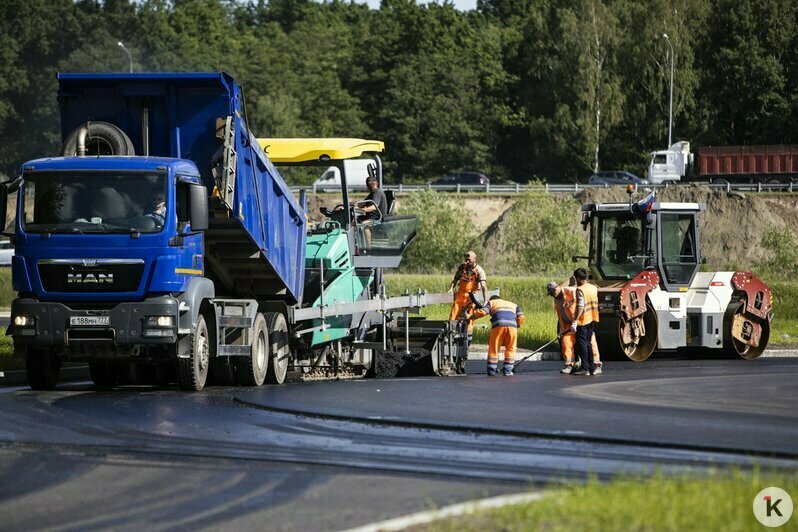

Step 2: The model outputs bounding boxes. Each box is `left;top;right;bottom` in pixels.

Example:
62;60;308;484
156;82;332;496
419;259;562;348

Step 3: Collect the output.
471;295;525;376
547;281;602;374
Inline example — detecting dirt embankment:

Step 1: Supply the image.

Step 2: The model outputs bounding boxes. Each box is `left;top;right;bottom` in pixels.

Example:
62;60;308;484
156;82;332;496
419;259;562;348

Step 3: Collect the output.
460;187;795;272
573;186;796;269
306;188;796;272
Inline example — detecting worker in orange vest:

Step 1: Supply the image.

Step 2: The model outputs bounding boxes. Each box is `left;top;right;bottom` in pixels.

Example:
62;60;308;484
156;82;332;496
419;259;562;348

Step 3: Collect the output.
546;281;602;374
471;295;525;376
571;268;600;376
448;250;487;344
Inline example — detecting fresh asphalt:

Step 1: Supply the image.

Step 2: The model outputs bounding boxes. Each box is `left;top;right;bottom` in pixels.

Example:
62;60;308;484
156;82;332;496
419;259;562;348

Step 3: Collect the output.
0;356;796;531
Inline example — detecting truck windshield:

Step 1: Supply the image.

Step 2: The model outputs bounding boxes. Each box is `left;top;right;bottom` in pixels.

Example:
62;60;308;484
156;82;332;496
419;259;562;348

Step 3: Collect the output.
591;214;655;280
22;171;168;234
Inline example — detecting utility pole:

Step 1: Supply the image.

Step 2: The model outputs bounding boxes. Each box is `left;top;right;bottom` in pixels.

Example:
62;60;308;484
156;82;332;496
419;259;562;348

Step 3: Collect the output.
662;33;674;147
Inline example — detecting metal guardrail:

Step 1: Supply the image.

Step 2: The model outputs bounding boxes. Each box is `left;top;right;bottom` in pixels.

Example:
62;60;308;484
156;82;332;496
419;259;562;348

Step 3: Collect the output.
295;181;797;194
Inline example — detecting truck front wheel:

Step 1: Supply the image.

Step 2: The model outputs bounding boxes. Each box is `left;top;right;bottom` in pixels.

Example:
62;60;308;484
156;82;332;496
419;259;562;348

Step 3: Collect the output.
25;347;61;391
178;314;211;391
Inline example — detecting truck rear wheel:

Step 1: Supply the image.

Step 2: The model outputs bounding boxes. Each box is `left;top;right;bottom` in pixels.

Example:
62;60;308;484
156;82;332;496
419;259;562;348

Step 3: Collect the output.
178;314;211;391
236;313;269;386
25;347;61;391
265;312;290;384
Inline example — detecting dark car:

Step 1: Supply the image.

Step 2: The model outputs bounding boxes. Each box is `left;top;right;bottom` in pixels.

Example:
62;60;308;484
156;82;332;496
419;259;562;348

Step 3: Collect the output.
429;171;490;187
588;171;648;186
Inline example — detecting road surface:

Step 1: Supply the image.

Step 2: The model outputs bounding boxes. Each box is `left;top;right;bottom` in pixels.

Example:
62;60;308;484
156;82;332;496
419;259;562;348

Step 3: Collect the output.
1;357;795;531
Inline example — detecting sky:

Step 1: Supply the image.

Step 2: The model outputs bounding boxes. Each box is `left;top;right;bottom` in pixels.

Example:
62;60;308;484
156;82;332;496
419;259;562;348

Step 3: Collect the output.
361;0;478;10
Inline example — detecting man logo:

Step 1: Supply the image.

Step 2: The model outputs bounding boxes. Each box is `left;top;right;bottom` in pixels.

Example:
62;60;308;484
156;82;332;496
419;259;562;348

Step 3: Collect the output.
753;487;793;527
67;273;113;284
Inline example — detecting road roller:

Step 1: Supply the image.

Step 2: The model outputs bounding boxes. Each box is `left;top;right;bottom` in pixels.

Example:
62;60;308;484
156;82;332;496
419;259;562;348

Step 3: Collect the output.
578;190;772;361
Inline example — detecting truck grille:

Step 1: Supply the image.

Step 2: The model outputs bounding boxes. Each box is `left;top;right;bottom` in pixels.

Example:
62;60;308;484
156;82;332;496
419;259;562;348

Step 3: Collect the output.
39;260;144;292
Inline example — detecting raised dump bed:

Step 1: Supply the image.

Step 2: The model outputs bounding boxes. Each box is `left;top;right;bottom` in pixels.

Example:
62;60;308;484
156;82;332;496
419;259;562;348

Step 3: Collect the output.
57;72;306;303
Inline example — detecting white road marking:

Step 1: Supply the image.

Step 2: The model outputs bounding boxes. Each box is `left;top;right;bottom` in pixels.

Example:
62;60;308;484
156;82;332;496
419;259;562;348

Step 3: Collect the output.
341;491;547;532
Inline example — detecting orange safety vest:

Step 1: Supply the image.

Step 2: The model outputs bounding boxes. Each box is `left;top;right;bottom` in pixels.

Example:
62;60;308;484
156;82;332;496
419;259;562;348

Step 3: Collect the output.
554;287;577;332
576;283;599;326
454;264;485;295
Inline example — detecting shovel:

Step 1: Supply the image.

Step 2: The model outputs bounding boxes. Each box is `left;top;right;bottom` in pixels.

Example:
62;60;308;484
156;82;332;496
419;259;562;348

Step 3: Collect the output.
512;333;565;371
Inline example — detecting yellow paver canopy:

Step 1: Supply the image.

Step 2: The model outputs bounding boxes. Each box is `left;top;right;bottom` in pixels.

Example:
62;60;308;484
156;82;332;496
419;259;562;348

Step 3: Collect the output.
258;138;384;163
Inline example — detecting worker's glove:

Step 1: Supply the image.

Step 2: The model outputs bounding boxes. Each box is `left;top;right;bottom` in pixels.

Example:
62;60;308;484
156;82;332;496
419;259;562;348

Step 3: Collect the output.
570;322;577;333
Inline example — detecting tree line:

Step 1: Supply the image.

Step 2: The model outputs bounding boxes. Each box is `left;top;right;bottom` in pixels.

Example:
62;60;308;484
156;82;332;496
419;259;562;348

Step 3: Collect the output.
1;0;796;184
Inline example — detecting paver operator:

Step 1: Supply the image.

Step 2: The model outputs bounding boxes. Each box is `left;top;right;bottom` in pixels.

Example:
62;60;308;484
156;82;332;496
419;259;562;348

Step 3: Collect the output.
355;165;388;248
547;281;602;374
448;251;488;344
471;295;525;376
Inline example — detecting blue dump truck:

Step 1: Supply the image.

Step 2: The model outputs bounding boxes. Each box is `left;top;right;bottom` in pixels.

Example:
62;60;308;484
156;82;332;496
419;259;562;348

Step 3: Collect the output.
2;72;474;391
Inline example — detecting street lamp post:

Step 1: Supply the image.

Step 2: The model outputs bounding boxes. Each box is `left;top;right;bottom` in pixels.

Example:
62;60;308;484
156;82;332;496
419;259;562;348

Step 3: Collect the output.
662;33;674;147
117;41;133;73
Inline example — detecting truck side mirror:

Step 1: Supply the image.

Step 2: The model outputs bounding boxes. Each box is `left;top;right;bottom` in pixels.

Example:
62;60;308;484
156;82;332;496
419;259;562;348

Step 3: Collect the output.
189;185;208;231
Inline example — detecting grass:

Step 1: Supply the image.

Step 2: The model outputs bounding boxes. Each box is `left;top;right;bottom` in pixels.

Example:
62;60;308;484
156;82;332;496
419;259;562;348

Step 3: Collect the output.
428;469;798;532
387;274;798;348
0;328;18;370
0;268;12;308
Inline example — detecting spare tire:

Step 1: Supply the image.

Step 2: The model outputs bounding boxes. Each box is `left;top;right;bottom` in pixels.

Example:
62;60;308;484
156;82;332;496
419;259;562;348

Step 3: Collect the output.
61;121;135;156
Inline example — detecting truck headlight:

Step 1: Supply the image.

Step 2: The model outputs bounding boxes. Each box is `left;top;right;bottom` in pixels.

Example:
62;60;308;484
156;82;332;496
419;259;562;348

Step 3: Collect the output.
146;316;174;328
143;315;175;338
13;315;34;328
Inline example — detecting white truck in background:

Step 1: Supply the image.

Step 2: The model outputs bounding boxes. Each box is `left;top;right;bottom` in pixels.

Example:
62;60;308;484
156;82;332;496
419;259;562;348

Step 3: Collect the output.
313;159;376;191
647;141;693;184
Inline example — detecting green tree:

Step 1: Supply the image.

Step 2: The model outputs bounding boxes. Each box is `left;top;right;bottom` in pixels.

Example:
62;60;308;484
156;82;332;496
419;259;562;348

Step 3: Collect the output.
696;0;798;144
398;190;480;273
486;191;584;276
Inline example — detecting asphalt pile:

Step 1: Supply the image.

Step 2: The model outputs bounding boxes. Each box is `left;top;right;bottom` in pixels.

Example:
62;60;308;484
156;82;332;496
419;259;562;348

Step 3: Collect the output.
373;349;435;378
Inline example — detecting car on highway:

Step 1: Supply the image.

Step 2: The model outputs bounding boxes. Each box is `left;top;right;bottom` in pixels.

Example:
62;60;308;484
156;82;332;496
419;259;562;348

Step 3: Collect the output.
428;171;490;187
588;170;649;186
0;240;13;266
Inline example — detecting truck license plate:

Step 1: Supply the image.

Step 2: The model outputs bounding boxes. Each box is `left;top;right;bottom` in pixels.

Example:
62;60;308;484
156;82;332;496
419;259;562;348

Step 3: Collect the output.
69;316;110;327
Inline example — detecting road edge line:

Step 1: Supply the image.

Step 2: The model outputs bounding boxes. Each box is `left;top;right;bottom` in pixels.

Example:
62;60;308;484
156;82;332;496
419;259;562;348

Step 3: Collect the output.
341;491;546;532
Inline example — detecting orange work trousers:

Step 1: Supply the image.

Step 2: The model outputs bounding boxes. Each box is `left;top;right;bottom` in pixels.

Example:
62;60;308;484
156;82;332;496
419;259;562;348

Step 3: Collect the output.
450;294;475;334
560;331;601;365
487;325;518;369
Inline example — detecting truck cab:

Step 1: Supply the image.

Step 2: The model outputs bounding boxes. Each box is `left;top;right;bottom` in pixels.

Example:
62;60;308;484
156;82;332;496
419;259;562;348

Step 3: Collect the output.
646;141;693;184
